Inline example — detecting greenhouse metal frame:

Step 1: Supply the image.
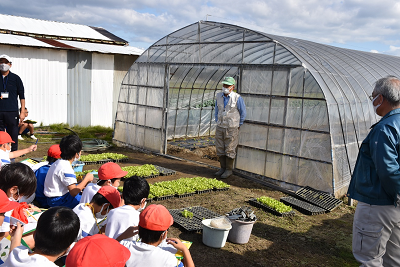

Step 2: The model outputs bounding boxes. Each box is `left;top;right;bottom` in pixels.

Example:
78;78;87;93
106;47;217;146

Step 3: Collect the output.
114;21;400;197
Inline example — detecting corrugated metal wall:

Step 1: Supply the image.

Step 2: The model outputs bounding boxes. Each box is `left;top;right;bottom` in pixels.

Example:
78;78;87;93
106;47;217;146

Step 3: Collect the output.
0;44;137;128
67;51;92;126
0;44;68;126
91;53;114;127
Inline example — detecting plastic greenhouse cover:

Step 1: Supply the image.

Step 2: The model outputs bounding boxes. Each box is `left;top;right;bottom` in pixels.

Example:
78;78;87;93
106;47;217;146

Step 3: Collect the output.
242;42;275;64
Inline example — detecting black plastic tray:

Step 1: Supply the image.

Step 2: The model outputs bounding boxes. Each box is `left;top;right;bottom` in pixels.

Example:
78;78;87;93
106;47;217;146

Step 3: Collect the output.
97;159;113;164
176;193;195;198
280;196;326;216
141;174;159;179
295;186;342;212
154;195;174;201
169;209;203;232
213;187;229;192
112;158;129;163
196;189;212;194
154;165;177;176
82;161;97;165
168;206;222;232
248;198;295;217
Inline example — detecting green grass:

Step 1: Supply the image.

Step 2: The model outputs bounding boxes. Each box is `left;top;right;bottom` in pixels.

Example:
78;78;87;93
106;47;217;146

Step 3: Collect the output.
43;123;114;142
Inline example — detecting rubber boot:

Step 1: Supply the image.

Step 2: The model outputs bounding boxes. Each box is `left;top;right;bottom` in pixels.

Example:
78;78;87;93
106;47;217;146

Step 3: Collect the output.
215;155;226;176
221;157;234;179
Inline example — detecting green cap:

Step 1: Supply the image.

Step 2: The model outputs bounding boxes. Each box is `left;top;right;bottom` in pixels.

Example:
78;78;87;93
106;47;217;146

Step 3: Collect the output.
221;77;236;86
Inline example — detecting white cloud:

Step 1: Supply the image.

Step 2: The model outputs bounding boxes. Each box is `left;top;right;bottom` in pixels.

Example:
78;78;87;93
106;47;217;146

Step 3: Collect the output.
2;0;400;54
370;50;380;53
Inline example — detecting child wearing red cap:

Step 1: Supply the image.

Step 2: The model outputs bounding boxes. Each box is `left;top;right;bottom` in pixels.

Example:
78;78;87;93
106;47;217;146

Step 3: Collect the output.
80;162;127;205
0;163;37;238
3;206;80;267
0;131;37;168
33;145;62;208
73;186;121;240
105;177;149;241
0;189;20;264
120;204;195;267
66;234;130;267
44;135;93;209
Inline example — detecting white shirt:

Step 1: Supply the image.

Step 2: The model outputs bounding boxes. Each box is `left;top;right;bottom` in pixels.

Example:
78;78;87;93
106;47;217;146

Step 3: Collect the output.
43;159;77;197
73;203;99;240
120;241;177;267
105;205;139;241
0;210;12;233
2;246;57;267
0;149;11;168
79;183;101;204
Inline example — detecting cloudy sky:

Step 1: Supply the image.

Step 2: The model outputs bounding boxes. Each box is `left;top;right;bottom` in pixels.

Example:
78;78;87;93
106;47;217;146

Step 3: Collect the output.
1;0;400;55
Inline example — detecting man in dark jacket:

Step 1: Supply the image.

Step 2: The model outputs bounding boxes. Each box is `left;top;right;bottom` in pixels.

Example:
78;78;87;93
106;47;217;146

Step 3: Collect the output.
348;76;400;266
0;54;25;151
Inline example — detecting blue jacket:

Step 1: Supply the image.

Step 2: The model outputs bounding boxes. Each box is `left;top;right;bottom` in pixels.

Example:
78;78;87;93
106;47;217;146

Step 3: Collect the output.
348;109;400;206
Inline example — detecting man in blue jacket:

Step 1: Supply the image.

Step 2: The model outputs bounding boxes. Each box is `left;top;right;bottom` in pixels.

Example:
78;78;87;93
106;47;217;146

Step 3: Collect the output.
348;76;400;266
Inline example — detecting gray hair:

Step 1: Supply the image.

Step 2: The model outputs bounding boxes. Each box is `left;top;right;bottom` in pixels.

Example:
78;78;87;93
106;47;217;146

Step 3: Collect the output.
374;76;400;106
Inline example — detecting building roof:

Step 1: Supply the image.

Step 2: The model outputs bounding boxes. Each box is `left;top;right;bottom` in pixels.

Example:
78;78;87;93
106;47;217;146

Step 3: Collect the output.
0;14;143;56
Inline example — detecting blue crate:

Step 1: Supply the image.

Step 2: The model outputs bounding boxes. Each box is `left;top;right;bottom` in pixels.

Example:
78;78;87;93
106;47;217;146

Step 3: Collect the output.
72;161;85;172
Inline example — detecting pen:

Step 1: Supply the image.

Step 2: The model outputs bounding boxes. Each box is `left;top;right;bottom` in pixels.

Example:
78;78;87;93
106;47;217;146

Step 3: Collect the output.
35;139;38;145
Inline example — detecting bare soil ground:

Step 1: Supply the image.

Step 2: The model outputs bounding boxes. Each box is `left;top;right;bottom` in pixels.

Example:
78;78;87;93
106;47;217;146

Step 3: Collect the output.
17;138;358;267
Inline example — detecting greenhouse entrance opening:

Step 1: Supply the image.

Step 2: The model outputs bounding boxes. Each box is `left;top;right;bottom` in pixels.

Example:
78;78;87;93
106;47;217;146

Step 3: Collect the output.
166;64;239;152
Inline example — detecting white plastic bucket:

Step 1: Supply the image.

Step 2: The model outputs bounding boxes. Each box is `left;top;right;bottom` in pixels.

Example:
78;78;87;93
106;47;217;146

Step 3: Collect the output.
228;219;256;244
202;219;232;248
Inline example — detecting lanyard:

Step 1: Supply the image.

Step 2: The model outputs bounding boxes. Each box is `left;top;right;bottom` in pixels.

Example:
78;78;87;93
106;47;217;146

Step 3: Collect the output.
85;203;102;234
2;76;8;92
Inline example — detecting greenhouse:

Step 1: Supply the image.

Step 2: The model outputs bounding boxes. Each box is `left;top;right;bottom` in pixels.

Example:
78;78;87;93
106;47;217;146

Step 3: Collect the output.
114;20;400;197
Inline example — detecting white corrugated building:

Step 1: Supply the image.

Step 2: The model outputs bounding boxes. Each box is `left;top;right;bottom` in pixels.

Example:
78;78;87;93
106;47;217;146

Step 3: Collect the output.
0;14;144;127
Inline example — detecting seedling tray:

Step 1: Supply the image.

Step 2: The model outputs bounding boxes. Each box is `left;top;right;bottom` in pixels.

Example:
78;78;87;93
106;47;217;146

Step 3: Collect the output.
196;189;212;194
248;198;295;217
112;158;128;163
82;161;97;165
280;196;326;216
169;211;203;232
168;206;222;232
295;186;342;212
214;187;229;192
97;159;113;164
154;195;174;201
187;206;222;220
141;174;159;179
154;165;177;176
176;193;195;198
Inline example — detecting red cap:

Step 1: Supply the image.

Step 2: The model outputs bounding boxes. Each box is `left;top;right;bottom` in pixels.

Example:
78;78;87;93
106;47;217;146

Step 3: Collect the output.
98;162;128;180
66;234;130;267
47;144;61;159
0;189;19;213
139;204;173;231
97;186;121;209
0;131;14;145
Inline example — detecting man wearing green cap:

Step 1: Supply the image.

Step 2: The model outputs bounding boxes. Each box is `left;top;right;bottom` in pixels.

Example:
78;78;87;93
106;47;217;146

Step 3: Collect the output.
214;77;246;178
